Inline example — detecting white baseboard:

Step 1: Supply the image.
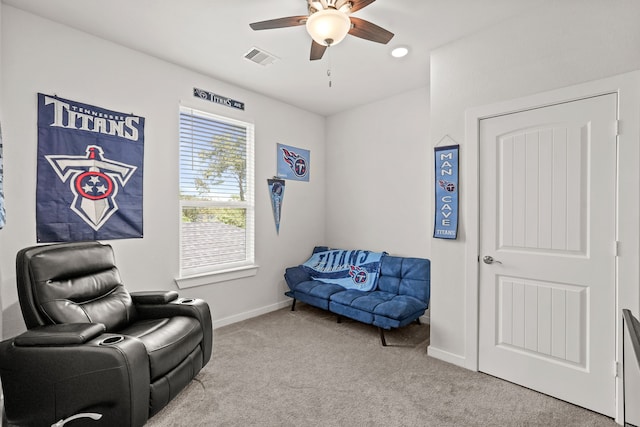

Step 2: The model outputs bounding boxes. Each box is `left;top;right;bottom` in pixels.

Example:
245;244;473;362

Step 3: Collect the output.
214;301;431;330
213;300;291;329
427;345;468;369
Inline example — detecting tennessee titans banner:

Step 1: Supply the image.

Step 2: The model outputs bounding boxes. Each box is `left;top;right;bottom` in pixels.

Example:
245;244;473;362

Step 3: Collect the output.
434;145;459;239
36;93;144;242
268;178;285;234
277;143;310;181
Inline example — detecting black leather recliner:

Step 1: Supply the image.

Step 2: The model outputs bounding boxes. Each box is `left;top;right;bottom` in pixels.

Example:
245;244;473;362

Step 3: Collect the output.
0;241;213;426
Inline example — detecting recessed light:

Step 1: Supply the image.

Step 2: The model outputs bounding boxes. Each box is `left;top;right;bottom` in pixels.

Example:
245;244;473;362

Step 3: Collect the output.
391;46;409;58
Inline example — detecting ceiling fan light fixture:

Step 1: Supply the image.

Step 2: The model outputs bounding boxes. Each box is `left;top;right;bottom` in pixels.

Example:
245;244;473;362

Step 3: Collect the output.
305;8;351;47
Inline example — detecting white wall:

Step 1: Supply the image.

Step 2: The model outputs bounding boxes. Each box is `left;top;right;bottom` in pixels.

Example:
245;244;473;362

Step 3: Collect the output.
427;0;640;384
0;6;326;337
325;87;430;258
0;1;4;339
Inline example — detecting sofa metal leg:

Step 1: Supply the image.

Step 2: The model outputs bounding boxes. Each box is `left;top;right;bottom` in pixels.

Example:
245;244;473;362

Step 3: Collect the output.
379;328;387;346
291;299;297;311
337;316;342;323
415;318;421;325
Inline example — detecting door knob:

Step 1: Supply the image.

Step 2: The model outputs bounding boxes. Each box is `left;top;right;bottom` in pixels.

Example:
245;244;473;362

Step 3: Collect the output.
483;255;502;265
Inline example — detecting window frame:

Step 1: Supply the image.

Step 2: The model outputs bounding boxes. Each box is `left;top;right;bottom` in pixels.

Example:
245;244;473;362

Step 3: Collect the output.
177;106;256;284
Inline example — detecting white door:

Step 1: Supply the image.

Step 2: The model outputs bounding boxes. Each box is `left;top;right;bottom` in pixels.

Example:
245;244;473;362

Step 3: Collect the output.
478;93;617;416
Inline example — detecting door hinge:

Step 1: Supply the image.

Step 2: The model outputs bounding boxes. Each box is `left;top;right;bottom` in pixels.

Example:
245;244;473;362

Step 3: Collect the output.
614;361;621;378
615;240;621;257
615;119;620;137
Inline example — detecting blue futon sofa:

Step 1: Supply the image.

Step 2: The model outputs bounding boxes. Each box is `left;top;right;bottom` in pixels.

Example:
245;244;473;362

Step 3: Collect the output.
284;246;430;346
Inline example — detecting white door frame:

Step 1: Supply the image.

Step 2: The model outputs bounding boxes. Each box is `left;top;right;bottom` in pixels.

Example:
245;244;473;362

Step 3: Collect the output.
464;70;640;424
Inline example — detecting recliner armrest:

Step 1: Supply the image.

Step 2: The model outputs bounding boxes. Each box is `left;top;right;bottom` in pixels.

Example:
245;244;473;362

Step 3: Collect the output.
14;323;106;347
131;290;179;305
0;330;150;426
135;298;213;366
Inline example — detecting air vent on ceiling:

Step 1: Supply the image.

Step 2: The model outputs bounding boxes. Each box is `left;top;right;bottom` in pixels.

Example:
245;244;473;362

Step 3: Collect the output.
244;47;278;66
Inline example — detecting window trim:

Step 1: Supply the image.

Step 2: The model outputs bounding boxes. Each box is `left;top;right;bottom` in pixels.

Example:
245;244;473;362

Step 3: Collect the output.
175;264;259;289
178;106;255;279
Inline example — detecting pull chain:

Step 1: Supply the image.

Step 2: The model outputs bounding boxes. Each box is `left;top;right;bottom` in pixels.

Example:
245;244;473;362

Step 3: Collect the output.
327;46;333;88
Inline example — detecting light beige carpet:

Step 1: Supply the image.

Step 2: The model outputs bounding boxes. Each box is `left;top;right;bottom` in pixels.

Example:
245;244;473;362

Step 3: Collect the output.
146;304;616;426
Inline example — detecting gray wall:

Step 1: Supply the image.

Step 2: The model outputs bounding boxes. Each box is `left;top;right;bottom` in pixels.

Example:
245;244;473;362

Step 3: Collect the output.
428;0;640;422
0;0;4;340
0;6;326;336
429;0;640;366
325;87;430;258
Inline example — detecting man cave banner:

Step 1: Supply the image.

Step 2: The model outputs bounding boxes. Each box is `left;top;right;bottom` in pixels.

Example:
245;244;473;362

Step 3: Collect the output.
36;93;144;242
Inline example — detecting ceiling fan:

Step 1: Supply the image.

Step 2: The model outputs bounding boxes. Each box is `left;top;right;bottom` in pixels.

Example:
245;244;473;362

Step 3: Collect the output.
249;0;394;61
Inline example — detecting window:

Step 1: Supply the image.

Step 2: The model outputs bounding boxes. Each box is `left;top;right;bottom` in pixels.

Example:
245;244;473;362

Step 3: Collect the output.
179;107;255;277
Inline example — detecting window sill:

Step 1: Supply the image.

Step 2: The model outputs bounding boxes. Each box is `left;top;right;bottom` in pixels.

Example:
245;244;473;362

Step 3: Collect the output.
175;264;259;289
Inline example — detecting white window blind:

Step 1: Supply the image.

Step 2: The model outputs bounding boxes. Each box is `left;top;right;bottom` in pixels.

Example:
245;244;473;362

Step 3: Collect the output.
179;106;255;276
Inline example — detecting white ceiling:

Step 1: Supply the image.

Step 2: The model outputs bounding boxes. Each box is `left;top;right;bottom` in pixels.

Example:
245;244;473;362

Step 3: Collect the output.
3;0;551;116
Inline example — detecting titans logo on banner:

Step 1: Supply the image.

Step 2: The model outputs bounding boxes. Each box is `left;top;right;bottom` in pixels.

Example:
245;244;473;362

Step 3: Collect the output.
277;143;310;182
434;145;459;240
36;93;144;242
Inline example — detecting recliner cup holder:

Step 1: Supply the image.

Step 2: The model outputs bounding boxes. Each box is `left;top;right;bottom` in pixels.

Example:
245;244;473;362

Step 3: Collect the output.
99;335;124;346
179;298;195;304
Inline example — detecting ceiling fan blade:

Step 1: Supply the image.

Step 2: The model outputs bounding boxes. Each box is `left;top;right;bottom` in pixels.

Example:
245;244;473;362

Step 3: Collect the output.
348;17;394;44
338;0;376;14
310;40;328;61
250;16;307;31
